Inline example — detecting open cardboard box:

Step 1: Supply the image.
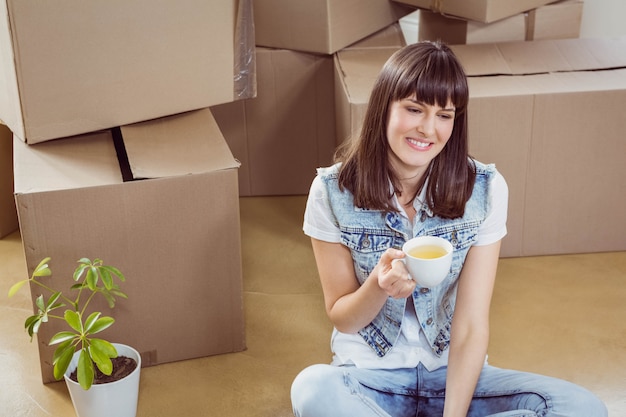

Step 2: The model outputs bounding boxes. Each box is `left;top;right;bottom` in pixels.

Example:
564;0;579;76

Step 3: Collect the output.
13;108;245;383
393;0;559;23
253;0;413;54
334;37;626;257
0;0;254;144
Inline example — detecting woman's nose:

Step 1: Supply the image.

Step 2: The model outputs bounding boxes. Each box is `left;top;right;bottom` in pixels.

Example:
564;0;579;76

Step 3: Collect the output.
417;114;436;137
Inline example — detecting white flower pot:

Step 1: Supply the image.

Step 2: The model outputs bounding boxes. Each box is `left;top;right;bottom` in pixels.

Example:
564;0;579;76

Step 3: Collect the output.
64;343;141;417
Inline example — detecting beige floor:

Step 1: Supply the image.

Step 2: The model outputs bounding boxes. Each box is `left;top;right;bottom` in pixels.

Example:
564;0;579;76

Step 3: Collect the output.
1;195;624;416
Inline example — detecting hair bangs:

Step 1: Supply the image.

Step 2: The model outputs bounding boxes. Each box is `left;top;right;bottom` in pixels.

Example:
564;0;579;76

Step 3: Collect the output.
392;45;469;114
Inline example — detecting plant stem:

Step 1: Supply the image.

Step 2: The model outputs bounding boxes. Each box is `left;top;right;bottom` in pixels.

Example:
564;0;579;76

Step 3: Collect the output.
30;279;74;306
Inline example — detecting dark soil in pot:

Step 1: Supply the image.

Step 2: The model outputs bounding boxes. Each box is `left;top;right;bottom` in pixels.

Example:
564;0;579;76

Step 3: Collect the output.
69;356;138;385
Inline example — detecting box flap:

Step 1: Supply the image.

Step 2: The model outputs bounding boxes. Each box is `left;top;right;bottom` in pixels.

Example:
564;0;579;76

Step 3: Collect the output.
451;37;626;76
120;108;240;180
14;108;240;195
336;48;398;104
13;131;122;194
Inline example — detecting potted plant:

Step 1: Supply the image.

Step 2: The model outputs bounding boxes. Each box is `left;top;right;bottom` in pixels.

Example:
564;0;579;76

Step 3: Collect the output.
8;257;141;417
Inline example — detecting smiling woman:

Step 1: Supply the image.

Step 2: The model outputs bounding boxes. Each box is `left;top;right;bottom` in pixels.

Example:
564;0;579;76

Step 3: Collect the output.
291;40;608;417
386;97;456;196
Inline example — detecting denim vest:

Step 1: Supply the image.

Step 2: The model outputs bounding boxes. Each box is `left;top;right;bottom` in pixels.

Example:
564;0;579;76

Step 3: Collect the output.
318;160;495;357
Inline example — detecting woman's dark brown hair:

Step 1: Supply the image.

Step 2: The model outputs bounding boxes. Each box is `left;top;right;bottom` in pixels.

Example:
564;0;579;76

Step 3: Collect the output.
336;40;475;219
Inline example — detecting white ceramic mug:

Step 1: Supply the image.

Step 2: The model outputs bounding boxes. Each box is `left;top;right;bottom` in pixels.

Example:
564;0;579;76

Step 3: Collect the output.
393;236;453;287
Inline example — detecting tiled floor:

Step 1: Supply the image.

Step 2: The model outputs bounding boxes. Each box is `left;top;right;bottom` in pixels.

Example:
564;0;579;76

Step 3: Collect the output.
1;196;624;416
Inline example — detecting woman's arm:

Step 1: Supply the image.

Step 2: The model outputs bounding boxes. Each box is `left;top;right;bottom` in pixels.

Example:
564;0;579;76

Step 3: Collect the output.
311;237;416;334
443;240;501;417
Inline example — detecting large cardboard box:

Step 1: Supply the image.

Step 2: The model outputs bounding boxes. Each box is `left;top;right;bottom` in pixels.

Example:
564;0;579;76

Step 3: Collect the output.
253;0;413;54
212;47;336;196
0;123;18;238
418;9;527;45
527;0;583;40
393;0;558;23
14;108;245;383
0;0;252;144
334;38;626;257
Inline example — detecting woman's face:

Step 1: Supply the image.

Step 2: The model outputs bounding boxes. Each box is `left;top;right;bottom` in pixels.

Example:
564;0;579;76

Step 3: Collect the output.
386;95;455;179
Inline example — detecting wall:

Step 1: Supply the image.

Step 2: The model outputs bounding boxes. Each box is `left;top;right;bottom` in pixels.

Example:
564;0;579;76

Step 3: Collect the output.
580;0;626;38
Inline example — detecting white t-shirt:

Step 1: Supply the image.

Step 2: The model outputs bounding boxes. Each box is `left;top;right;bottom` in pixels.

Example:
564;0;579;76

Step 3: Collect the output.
303;170;509;371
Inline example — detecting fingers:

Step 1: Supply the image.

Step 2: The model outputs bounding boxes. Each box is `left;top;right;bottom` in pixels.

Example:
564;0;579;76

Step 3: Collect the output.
378;248;415;299
389;275;416;299
380;248;405;269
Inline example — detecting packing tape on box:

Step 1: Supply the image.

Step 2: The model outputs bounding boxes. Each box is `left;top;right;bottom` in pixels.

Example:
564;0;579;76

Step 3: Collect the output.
234;0;257;100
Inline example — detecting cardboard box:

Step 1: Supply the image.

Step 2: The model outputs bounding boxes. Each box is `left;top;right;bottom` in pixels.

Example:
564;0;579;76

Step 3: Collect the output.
393;0;559;23
334;38;626;257
334;48;397;144
211;47;336;196
345;23;408;49
14;108;245;383
527;0;583;40
0;123;18;238
0;0;253;144
418;9;527;45
253;0;413;54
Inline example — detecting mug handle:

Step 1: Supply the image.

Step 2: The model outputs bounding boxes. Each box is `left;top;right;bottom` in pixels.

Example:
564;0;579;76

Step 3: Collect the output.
391;258;413;281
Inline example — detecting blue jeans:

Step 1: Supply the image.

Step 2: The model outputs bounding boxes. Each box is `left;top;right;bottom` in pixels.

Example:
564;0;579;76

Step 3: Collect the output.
291;363;607;417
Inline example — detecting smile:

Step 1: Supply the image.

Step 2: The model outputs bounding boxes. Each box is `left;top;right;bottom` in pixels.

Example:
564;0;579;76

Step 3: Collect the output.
407;137;432;149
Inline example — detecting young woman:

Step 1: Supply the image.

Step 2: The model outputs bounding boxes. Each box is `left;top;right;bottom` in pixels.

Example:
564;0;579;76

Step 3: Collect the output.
291;41;607;417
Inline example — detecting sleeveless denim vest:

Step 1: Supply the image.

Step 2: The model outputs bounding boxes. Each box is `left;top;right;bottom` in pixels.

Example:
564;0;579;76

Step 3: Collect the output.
317;160;496;357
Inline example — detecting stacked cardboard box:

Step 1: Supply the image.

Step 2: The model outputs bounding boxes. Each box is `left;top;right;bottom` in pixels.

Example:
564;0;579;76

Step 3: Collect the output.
254;0;413;54
2;0;252;382
215;0;622;258
332;0;624;258
230;0;583;197
527;0;585;40
213;0;414;196
334;37;626;257
404;0;583;45
393;0;561;23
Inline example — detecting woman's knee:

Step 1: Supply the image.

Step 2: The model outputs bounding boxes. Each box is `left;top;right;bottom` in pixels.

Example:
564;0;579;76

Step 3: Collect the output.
554;384;607;417
291;364;342;416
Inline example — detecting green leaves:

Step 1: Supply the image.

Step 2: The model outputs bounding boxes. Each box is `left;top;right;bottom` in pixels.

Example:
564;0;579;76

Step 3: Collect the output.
77;348;95;390
86;314;115;335
49;312;117;389
89;338;117;376
8;256;127;390
8;257;51;298
53;340;76;380
8;279;28;298
23;292;65;340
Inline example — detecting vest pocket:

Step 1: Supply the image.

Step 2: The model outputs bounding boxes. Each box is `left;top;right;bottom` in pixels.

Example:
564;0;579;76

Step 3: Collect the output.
340;228;398;253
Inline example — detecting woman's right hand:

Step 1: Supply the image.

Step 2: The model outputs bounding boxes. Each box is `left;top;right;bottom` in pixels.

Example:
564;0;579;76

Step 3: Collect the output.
376;248;416;299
